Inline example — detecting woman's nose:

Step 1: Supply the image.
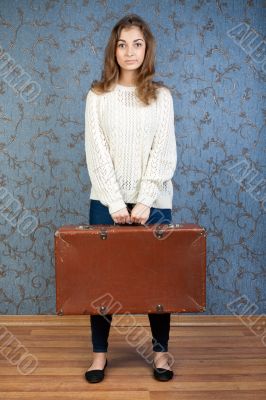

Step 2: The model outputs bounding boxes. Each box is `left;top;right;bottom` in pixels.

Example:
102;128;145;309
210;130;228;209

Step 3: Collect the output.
126;47;135;56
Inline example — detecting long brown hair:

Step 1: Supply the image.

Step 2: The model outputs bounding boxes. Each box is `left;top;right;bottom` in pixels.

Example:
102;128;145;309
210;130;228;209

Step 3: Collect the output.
90;13;169;106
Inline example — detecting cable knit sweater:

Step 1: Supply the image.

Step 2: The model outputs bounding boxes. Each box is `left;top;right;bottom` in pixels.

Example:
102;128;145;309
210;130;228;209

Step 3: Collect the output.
84;83;177;215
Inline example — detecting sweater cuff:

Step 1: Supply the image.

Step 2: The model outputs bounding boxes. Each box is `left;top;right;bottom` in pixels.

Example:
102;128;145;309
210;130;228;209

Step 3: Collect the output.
108;199;127;215
136;194;155;208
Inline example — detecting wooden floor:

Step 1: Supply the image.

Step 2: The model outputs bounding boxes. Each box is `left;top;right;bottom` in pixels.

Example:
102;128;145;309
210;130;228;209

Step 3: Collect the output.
0;315;265;399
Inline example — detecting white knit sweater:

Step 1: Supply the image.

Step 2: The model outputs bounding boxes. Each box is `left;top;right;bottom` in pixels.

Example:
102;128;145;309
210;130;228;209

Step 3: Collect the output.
85;83;177;215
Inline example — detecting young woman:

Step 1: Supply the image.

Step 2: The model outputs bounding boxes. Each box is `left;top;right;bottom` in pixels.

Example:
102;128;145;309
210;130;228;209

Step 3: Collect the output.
84;14;177;383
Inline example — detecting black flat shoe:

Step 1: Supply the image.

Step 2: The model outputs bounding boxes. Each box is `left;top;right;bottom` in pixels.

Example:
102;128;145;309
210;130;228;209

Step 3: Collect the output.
84;359;108;383
152;360;174;381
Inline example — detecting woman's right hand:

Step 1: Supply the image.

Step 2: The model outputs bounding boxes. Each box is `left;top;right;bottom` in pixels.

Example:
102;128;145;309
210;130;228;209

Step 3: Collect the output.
111;207;131;224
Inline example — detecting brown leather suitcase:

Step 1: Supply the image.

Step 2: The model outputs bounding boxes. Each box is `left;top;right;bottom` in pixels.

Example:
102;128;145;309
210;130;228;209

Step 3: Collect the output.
55;223;207;315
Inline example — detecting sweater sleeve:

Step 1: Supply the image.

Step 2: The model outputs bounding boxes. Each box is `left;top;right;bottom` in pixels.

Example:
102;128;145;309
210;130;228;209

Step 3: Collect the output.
136;88;177;208
85;89;127;215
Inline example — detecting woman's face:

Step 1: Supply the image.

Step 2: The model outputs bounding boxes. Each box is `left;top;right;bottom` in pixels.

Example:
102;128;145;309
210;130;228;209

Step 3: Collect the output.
115;26;146;73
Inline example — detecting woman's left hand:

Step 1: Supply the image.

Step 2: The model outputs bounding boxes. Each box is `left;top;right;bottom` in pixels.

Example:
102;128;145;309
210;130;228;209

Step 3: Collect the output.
130;203;151;225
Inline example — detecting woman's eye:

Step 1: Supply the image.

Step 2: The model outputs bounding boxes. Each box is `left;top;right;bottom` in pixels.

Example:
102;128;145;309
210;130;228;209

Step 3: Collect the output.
118;43;142;48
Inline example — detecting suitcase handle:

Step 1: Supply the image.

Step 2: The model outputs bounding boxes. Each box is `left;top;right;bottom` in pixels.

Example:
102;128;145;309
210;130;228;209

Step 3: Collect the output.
113;222;143;226
113;222;184;227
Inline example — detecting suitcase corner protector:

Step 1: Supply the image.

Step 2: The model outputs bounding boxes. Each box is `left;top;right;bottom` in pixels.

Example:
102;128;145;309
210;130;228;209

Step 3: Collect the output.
200;228;207;237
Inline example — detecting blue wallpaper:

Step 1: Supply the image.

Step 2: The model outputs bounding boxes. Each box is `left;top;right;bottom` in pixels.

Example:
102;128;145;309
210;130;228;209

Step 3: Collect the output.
0;0;265;315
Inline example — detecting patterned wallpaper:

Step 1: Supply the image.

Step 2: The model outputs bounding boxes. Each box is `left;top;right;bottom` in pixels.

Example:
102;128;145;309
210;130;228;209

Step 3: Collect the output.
0;0;265;316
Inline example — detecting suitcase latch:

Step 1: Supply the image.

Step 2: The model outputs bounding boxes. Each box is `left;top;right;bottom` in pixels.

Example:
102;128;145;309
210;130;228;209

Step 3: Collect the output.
100;230;108;240
99;306;107;314
155;229;164;239
156;304;164;312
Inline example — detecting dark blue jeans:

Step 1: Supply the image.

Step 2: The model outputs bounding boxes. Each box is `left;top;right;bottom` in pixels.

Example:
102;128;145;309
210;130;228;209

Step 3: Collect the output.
89;199;172;353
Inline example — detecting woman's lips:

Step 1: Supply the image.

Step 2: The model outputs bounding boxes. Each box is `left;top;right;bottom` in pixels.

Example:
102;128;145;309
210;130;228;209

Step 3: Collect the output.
125;60;137;63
